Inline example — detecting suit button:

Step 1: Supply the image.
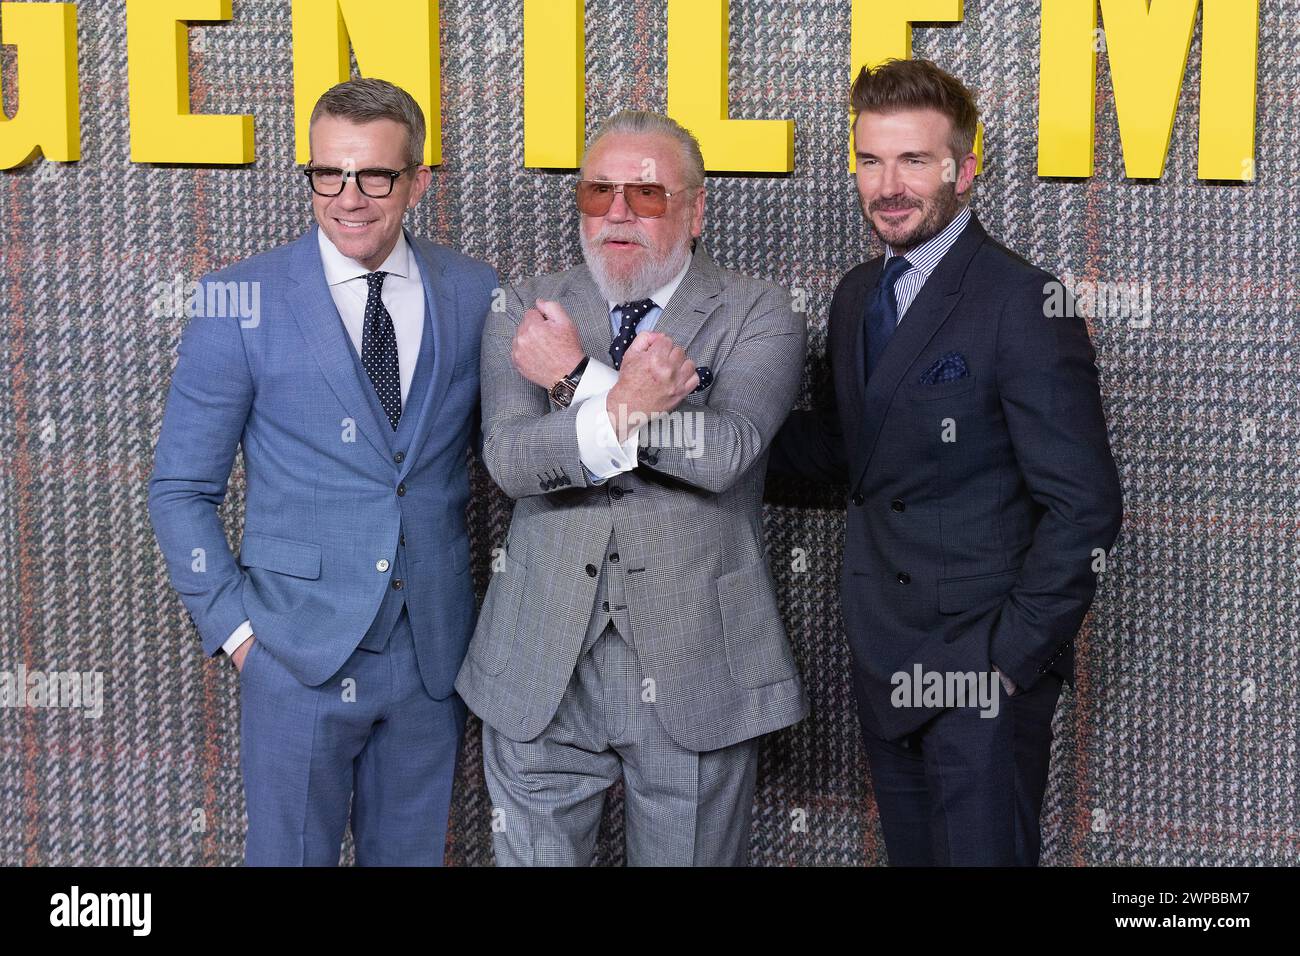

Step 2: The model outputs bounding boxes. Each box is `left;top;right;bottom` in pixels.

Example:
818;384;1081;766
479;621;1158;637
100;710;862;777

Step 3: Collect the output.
391;579;403;590
609;552;620;564
609;487;624;500
851;492;864;506
586;564;598;577
376;559;390;572
897;571;911;584
396;482;406;496
399;534;405;546
602;601;610;612
393;451;405;464
891;499;905;512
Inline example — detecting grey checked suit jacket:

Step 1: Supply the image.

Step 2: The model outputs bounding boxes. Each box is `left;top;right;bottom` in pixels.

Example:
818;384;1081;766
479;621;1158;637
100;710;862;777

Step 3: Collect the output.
455;241;809;752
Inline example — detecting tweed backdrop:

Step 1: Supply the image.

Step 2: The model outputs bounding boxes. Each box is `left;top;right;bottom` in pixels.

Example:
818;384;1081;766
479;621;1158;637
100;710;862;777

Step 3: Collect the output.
1;0;1296;866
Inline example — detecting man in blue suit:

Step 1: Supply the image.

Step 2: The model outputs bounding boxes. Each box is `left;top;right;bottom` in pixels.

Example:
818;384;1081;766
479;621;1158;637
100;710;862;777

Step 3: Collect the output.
771;59;1123;865
148;78;496;865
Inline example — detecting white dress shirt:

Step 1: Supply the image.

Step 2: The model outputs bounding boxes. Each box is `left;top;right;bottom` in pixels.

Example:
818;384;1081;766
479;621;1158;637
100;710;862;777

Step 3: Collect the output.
571;257;691;481
317;228;426;406
221;230;425;659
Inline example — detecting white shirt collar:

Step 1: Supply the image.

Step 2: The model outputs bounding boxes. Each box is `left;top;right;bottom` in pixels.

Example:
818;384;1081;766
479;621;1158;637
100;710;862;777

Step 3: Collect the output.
317;227;413;286
605;253;692;314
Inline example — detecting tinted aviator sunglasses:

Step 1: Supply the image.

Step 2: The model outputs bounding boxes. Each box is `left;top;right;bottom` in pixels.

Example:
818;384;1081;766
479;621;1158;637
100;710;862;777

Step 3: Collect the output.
575;179;689;218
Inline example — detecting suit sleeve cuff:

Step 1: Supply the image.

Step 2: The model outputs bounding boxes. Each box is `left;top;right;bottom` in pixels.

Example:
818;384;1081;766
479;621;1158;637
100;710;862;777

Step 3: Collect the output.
222;620;253;658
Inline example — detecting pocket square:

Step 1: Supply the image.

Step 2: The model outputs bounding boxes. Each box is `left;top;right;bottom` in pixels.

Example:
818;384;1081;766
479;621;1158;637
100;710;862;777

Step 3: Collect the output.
692;365;714;393
919;352;968;385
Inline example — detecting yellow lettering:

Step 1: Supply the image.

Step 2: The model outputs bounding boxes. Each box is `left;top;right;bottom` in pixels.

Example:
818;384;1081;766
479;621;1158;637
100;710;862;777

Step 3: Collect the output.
292;0;441;165
524;0;583;168
1199;0;1258;180
126;0;254;164
1103;0;1199;179
666;0;793;173
0;2;79;169
1042;0;1258;181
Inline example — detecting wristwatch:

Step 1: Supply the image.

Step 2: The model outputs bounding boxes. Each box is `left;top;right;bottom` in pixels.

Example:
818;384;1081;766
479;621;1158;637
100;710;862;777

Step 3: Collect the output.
549;357;590;408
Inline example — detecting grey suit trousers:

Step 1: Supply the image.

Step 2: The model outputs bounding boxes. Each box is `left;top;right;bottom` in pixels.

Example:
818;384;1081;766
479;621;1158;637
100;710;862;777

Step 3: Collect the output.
481;619;760;866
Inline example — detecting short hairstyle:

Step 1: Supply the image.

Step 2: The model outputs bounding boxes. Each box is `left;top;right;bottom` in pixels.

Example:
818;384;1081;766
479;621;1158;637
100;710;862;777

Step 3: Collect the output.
850;58;978;159
309;78;426;166
582;111;706;189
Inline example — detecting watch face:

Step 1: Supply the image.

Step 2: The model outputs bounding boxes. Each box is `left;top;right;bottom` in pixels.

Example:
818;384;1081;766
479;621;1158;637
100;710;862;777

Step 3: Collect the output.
551;380;576;406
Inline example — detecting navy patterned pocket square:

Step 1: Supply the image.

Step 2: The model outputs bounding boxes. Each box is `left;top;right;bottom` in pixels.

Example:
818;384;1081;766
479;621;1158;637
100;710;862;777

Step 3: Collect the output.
918;352;969;385
692;365;714;393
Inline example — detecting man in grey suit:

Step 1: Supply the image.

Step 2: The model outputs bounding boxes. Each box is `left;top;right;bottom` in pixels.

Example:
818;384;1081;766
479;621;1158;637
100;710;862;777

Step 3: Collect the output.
455;111;807;865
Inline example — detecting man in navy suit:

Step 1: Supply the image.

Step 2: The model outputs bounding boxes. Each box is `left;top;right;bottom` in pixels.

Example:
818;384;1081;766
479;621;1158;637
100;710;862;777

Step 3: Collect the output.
148;79;496;865
771;58;1123;865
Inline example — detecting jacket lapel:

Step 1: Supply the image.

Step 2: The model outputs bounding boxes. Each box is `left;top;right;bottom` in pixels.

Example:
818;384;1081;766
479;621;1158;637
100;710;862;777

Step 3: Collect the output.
397;231;459;480
851;214;987;493
286;228;391;464
648;241;723;351
850;261;880;405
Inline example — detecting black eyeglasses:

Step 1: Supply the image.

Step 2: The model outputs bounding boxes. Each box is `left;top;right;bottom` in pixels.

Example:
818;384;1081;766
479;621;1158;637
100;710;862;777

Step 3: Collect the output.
304;163;419;198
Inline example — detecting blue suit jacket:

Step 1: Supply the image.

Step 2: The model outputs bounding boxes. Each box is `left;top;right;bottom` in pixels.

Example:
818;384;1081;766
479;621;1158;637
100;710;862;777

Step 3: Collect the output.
148;225;496;698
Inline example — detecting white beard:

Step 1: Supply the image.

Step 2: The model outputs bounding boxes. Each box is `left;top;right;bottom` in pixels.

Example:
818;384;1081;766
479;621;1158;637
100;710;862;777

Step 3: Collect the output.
580;229;692;304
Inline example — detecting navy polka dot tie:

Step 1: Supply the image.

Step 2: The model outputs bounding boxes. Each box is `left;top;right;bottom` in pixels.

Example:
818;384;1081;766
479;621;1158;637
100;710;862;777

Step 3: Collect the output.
362;271;402;429
609;299;654;370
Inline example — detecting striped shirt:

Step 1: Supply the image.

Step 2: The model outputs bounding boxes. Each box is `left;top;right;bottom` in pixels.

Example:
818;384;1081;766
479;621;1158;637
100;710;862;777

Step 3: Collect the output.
884;204;972;323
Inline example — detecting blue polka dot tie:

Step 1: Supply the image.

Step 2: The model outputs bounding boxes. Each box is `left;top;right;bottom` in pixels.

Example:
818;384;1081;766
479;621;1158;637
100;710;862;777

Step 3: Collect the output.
362;271;402;429
609;299;654;370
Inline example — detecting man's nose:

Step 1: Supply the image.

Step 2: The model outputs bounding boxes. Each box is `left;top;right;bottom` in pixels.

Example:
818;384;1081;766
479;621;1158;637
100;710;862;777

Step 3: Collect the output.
604;188;635;223
879;162;904;196
335;178;368;208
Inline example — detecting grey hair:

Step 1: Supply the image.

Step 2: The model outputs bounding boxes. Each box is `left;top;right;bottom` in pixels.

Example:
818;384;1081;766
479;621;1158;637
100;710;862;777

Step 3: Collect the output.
309;78;426;166
582;111;706;189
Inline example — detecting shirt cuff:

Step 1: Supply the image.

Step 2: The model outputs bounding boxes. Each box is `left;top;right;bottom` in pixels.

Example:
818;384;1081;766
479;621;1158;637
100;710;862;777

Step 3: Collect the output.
994;665;1017;696
222;620;254;658
570;358;618;406
575;389;640;481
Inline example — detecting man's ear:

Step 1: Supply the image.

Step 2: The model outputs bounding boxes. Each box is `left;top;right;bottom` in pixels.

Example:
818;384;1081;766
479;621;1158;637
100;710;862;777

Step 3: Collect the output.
407;165;434;208
956;152;978;196
690;186;706;238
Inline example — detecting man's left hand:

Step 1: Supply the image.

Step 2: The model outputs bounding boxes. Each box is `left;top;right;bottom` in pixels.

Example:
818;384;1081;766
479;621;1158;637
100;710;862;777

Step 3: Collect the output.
511;298;585;389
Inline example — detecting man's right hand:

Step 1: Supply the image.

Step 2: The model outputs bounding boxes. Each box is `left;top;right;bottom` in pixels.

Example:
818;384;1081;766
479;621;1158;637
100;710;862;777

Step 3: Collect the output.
232;636;255;672
605;332;699;443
